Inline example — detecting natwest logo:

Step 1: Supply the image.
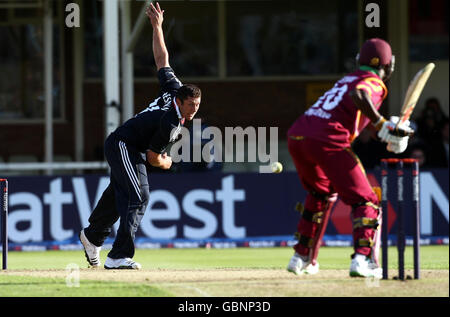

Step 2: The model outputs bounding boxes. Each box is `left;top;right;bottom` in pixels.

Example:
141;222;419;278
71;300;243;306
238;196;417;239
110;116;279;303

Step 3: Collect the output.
7;175;246;243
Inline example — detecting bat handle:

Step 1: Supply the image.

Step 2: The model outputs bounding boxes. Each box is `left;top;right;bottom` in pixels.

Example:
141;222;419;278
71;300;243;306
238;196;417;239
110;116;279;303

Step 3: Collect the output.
391;122;414;137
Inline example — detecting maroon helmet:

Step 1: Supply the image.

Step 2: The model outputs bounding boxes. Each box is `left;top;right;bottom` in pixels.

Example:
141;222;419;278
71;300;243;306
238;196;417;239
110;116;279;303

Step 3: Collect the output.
357;38;395;79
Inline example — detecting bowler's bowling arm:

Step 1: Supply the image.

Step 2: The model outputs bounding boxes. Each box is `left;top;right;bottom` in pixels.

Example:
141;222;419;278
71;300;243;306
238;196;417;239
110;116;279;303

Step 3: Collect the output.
146;3;169;71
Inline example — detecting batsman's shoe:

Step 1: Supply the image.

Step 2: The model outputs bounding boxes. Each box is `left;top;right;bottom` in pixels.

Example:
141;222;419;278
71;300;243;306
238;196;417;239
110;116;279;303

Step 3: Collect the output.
303;262;320;275
287;253;319;275
349;254;382;278
104;257;142;270
79;229;101;268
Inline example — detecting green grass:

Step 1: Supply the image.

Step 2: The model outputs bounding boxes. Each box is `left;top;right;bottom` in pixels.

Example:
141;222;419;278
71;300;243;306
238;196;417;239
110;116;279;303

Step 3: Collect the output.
5;246;448;270
0;275;173;297
0;246;448;297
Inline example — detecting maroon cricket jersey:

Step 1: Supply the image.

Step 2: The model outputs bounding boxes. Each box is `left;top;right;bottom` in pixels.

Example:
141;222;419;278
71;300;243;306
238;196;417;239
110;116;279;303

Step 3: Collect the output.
288;70;388;148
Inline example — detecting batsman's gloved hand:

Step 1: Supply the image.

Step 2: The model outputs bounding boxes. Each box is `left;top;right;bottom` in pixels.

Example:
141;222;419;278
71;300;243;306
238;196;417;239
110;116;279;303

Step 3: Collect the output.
386;135;409;154
377;116;414;143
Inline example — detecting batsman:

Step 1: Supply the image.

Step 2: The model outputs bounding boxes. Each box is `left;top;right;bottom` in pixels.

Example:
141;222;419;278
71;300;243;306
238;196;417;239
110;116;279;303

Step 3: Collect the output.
287;38;413;278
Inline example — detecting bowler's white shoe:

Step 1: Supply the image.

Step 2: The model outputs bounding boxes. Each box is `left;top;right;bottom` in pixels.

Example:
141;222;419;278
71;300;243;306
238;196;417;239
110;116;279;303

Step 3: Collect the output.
104;257;142;270
350;254;382;278
287;253;319;275
79;229;101;268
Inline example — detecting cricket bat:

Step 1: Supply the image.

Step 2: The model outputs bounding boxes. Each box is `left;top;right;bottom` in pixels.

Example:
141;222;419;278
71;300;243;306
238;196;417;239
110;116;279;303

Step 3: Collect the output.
397;62;436;127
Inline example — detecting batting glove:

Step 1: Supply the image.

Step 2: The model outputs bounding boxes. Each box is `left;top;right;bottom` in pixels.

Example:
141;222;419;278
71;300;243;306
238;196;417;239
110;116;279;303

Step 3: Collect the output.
377;116;414;143
386;135;409;154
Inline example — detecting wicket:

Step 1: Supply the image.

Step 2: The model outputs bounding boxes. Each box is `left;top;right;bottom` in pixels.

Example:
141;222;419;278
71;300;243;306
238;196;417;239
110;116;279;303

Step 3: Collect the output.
380;159;420;280
0;178;7;270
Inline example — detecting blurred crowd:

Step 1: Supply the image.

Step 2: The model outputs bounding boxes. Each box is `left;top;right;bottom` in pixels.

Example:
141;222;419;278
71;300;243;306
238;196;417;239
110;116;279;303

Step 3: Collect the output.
353;97;449;169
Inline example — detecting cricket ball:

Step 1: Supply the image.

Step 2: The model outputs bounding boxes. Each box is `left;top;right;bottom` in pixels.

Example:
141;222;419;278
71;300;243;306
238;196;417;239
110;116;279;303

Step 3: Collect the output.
271;161;283;173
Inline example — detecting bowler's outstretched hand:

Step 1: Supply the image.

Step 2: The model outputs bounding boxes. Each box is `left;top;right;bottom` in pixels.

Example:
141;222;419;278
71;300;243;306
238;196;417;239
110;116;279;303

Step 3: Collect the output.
146;2;164;28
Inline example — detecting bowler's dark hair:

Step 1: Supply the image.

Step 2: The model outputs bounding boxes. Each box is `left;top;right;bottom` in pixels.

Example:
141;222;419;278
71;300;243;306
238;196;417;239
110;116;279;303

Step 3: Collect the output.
176;84;201;102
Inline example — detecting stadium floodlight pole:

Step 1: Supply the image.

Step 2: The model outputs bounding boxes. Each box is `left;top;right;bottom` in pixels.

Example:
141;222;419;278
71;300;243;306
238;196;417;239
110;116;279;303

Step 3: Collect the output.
44;0;54;175
121;0;135;122
74;0;85;164
103;0;121;138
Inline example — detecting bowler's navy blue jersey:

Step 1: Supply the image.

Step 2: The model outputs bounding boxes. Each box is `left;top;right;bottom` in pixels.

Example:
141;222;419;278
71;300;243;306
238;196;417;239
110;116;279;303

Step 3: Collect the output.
113;67;184;154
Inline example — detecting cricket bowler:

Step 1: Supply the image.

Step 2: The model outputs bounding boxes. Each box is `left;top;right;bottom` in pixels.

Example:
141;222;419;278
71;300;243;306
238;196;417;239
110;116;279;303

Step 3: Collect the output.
286;38;413;278
79;2;201;269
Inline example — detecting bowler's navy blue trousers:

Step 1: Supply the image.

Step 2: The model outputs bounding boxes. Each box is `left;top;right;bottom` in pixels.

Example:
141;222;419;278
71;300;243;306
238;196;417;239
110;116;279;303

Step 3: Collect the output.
84;133;149;259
